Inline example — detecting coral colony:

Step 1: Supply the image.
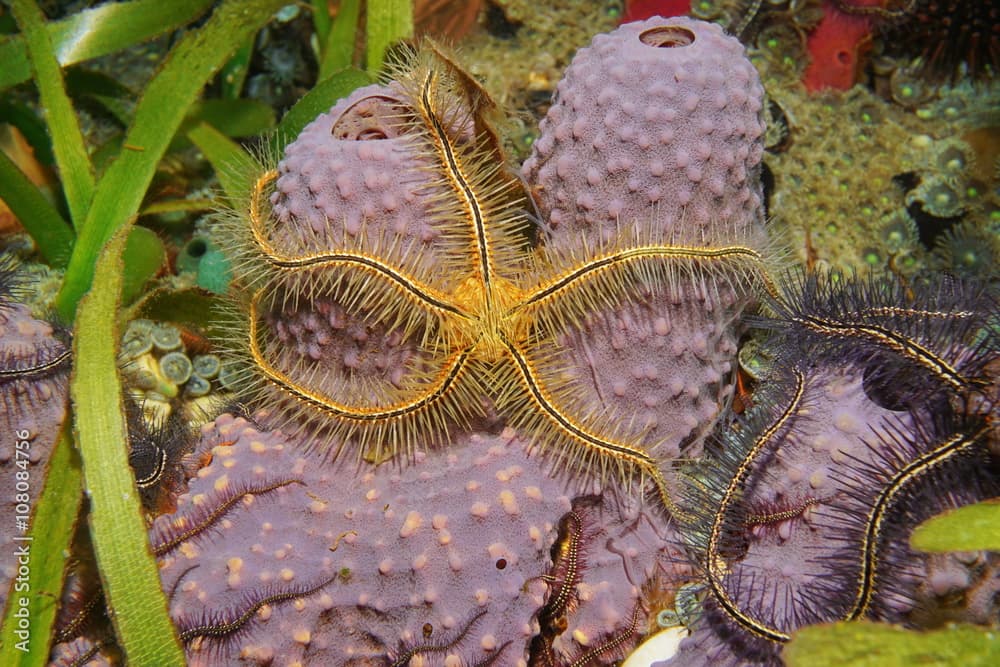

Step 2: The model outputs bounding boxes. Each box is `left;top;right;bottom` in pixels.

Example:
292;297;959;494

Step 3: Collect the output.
12;14;997;666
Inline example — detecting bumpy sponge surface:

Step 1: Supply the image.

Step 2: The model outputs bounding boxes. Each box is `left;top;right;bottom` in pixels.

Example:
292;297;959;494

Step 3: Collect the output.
522;16;766;245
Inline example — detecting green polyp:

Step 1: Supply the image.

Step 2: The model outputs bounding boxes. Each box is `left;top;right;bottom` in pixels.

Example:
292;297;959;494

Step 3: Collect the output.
159;351;193;384
275;4;299;21
864;251;880;266
657;608;679;628
934;192;954;207
193;354;222;379
145;390;170;404
133;368;159;391
218;363;242;391
185;374;212;397
122;327;153;359
676;583;701;625
151;324;183;351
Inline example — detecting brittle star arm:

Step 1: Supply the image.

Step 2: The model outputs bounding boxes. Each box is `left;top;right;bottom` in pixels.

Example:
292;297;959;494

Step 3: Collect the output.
248;295;475;420
259;250;470;319
250;176;469;318
248;169;472;319
0;345;71;379
704;369;806;644
500;333;684;518
513;243;780;315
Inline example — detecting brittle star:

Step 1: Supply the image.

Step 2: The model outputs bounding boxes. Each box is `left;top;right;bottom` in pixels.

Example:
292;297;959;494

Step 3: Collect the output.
232;50;776;517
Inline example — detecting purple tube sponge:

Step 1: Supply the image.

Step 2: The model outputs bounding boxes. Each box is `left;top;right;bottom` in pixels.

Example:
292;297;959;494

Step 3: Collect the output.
267;82;461;261
518;16;771;477
522;16;767;247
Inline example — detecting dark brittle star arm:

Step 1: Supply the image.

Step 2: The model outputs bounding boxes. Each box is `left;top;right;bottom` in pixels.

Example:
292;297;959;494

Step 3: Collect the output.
0;346;72;379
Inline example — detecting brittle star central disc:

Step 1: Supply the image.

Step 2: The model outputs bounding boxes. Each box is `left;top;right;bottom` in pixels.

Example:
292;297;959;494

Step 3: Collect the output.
223;45;774;516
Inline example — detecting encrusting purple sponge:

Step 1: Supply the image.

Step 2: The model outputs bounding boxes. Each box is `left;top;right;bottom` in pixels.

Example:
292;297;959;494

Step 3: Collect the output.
146;413;679;664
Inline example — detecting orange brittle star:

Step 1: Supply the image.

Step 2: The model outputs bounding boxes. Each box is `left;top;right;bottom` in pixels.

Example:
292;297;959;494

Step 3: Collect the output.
224;45;776;516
